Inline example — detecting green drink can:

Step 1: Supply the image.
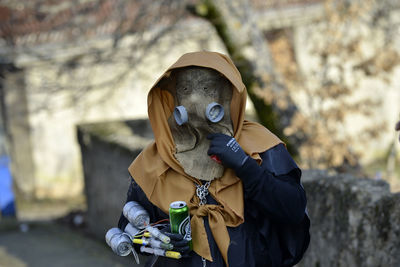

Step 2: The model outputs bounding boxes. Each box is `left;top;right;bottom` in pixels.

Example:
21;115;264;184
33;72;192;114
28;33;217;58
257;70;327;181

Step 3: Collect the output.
169;201;192;250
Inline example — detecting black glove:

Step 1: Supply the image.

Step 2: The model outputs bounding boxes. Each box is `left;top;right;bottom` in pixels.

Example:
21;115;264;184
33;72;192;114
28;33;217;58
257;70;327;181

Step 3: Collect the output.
207;133;249;172
160;226;192;257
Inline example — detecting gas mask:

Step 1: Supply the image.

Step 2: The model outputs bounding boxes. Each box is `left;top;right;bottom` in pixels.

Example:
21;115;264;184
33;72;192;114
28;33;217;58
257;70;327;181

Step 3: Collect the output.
167;67;234;181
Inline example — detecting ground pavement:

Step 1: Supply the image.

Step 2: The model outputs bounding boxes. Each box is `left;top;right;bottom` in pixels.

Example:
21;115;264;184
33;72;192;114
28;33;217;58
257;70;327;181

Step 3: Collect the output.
0;219;146;267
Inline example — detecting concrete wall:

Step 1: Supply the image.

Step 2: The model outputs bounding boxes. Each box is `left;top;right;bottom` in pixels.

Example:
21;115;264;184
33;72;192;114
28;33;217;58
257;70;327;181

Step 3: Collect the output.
78;120;400;266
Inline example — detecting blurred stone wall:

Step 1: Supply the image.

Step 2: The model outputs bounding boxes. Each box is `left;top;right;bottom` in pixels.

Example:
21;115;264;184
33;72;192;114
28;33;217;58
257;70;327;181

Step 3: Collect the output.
77;119;153;240
0;66;36;199
78;119;400;266
300;170;400;267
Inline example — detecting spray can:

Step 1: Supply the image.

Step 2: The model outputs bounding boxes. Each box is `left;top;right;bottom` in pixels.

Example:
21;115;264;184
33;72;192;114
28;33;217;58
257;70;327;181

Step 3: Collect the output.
123;201;150;229
169;201;192;250
105;228;132;256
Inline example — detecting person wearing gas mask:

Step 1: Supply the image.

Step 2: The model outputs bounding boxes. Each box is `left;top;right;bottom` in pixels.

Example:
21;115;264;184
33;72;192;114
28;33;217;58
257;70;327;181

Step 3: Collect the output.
118;51;310;267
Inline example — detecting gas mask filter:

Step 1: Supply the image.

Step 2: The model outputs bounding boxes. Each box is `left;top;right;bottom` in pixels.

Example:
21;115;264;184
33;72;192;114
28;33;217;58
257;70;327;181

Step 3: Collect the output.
173;102;225;125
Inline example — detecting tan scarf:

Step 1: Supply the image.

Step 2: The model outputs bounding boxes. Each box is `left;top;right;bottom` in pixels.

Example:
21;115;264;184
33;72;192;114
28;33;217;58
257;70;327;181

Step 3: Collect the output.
128;51;282;265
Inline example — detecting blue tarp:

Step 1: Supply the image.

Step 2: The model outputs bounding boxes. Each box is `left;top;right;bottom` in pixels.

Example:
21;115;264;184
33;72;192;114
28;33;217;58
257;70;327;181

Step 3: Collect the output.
0;155;16;216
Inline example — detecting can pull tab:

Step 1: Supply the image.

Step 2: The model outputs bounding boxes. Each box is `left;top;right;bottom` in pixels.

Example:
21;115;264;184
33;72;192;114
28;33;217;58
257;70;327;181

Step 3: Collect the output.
210;155;221;164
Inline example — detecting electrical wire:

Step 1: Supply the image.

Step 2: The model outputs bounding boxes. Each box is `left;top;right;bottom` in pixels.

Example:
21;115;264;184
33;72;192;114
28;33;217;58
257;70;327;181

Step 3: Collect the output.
133;219;169;238
151;218;169;225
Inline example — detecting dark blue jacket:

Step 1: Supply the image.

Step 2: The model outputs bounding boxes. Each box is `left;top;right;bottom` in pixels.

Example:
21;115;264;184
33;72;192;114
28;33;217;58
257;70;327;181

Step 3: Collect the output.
118;144;310;267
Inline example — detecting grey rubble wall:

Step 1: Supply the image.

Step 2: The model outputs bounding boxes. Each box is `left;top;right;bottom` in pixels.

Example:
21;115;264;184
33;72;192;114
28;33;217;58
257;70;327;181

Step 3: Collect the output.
77;119;153;240
300;170;400;267
77;120;400;266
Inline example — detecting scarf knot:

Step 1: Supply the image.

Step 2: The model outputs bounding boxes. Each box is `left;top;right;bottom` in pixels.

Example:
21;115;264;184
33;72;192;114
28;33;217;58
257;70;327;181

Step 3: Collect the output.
190;202;230;265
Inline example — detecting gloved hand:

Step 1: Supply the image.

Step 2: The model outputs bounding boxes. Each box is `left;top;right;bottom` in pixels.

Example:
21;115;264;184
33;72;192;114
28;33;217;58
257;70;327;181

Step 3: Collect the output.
160;226;192;257
207;133;249;171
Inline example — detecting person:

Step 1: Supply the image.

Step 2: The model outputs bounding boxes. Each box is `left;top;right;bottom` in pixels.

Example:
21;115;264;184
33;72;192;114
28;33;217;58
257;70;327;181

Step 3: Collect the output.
396;120;400;142
117;51;310;267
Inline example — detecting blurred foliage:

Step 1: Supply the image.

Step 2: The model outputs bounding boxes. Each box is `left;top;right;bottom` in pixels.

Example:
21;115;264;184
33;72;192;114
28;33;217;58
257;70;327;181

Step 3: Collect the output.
190;0;400;171
266;0;400;171
188;0;299;155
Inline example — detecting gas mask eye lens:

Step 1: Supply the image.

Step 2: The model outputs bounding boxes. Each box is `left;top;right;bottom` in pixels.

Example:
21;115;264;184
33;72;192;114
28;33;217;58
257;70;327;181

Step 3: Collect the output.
173;105;188;126
206;102;224;123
